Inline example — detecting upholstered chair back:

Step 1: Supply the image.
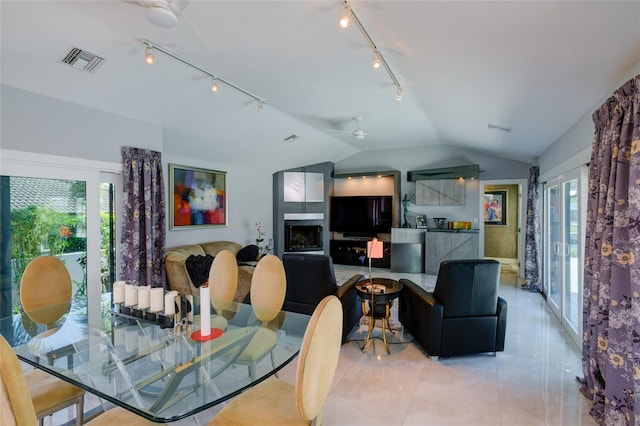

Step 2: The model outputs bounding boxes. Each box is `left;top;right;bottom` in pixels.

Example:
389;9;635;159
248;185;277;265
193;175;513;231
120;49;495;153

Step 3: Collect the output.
250;254;286;322
0;335;38;425
282;253;338;308
20;256;72;327
296;295;343;421
208;250;238;311
433;259;500;318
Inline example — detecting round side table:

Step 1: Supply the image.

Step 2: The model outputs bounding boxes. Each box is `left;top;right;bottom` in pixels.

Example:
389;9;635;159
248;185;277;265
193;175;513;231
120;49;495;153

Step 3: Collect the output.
355;278;403;354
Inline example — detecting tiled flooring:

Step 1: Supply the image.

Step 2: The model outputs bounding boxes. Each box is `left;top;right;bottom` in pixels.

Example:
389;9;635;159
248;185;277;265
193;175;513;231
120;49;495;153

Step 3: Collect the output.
40;265;596;425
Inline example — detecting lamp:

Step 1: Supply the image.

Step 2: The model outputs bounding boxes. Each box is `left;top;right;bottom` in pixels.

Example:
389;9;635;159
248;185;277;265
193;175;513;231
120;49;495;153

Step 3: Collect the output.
372;51;381;69
367;238;384;284
210;78;219;93
339;3;351;28
144;46;154;65
395;86;402;101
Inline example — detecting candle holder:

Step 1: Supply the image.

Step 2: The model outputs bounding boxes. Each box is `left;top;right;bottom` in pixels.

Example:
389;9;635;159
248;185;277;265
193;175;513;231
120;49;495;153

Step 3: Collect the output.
112;303;176;329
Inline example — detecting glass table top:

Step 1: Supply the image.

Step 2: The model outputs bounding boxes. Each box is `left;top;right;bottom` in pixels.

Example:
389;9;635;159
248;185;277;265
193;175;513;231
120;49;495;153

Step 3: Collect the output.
0;298;310;423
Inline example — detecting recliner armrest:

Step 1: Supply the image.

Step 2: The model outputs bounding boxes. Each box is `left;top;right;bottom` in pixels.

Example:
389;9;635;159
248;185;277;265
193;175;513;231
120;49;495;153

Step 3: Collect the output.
336;274;364;298
495;296;508;351
337;274;366;343
398;279;444;356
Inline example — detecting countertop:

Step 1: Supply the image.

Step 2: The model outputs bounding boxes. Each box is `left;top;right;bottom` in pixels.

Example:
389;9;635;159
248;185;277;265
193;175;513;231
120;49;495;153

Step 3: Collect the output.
425;228;479;233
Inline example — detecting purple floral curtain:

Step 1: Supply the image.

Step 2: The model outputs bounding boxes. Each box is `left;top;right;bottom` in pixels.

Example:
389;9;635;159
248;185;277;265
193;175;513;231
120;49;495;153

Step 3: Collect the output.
522;165;541;292
581;75;640;425
120;147;166;288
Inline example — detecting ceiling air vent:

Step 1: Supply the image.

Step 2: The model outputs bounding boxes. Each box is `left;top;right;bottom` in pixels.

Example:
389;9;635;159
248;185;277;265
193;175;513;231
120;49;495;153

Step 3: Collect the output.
60;47;105;73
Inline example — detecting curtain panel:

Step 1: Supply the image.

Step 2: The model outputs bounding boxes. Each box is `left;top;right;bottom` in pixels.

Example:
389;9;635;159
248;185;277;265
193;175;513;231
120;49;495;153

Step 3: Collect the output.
581;75;640;425
120;147;166;288
523;165;541;293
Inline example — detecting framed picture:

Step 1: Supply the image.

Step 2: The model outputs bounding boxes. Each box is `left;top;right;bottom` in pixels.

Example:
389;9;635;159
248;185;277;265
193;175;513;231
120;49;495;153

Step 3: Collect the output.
484;190;506;225
169;164;227;229
416;214;427;229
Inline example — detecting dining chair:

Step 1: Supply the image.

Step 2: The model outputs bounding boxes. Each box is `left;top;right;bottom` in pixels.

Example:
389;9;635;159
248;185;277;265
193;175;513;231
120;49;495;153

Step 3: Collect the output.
0;334;158;425
19;256;85;426
232;254;286;379
208;249;239;329
208;295;343;425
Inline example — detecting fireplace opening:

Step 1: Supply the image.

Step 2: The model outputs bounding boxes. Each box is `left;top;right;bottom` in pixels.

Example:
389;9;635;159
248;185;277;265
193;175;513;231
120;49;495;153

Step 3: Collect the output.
285;224;323;252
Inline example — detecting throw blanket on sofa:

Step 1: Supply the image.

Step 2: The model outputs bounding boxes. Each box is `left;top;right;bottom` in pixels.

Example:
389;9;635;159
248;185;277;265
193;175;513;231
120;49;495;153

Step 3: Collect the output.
185;254;214;288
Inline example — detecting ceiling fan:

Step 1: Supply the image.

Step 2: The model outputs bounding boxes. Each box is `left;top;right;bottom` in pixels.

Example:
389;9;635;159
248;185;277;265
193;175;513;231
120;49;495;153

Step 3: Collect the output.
127;0;190;28
325;117;369;141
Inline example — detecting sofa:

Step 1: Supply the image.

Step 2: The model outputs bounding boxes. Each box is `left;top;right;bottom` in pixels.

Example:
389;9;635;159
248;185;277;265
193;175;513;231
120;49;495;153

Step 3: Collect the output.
281;253;366;342
165;241;257;302
398;259;507;358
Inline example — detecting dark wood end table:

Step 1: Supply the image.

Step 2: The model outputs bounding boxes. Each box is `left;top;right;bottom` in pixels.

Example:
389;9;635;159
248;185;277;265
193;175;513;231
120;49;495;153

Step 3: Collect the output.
355;278;403;354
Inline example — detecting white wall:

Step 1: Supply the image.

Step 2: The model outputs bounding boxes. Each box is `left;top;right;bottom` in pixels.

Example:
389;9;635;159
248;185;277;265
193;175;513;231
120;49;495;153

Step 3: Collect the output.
0;85;162;162
539;60;640;178
334;176;395;196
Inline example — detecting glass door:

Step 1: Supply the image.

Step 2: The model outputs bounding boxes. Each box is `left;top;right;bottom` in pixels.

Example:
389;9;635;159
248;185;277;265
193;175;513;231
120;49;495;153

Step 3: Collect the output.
546;183;561;319
1;152;120;329
544;167;586;347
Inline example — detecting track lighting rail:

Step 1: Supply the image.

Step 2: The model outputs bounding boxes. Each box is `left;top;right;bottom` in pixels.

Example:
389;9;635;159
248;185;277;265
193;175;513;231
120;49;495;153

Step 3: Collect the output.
141;39;268;110
341;1;402;100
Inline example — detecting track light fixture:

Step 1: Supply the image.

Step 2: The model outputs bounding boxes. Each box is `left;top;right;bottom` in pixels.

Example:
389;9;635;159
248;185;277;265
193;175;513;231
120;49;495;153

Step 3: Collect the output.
144;46;154;65
339;3;351;28
141;39;268;109
372;50;381;69
339;1;402;101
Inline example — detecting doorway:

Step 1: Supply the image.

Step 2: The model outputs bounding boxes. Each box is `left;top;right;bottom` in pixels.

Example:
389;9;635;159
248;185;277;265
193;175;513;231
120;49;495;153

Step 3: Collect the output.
480;180;527;277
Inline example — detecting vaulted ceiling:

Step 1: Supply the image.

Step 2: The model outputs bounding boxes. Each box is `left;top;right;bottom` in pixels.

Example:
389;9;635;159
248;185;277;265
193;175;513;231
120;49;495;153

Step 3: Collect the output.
2;1;639;167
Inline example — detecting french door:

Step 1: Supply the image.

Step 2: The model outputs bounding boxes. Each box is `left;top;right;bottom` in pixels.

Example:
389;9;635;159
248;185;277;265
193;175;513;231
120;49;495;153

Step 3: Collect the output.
1;150;120;328
544;167;586;347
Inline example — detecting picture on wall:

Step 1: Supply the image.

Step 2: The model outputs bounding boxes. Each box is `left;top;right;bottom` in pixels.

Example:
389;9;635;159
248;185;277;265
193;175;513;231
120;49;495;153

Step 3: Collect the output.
170;164;226;229
484;190;506;225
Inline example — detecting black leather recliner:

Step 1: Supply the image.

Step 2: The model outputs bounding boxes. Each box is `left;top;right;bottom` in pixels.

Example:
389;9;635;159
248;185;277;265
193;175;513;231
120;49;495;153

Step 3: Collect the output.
282;253;365;342
398;259;507;357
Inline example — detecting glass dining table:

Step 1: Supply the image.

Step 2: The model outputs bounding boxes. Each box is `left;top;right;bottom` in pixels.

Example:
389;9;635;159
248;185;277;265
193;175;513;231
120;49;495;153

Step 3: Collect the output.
0;296;310;423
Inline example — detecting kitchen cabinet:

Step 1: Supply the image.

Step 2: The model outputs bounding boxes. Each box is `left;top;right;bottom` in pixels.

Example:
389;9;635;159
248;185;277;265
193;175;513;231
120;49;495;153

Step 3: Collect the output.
416;179;465;206
424;230;479;274
283;172;324;202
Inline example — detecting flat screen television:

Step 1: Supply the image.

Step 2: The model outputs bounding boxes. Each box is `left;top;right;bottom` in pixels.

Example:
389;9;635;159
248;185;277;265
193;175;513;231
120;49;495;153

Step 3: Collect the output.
330;195;393;235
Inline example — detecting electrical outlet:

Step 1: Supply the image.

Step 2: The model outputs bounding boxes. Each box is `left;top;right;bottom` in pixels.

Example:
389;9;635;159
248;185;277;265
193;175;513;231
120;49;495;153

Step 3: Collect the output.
268;237;273;246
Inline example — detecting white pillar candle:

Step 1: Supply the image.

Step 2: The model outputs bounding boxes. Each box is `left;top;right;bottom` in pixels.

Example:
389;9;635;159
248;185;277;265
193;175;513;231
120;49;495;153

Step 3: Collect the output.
150;287;164;313
113;281;126;304
124;283;138;307
200;286;211;337
137;285;151;309
164;290;178;315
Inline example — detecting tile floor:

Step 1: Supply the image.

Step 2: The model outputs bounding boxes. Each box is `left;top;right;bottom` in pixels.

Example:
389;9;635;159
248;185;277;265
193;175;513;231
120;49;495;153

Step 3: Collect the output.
41;265;596;425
